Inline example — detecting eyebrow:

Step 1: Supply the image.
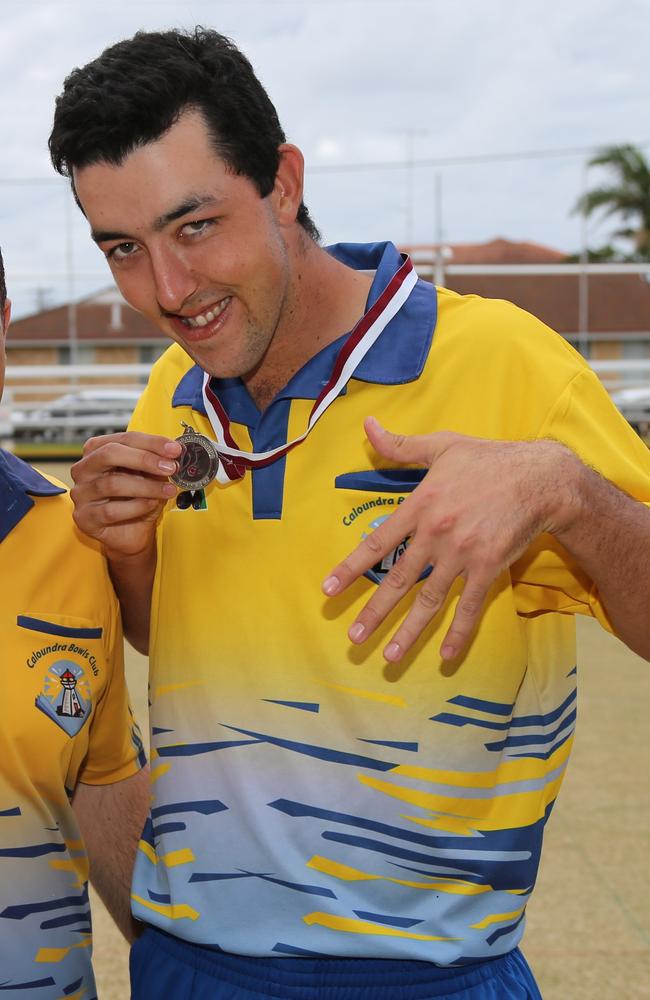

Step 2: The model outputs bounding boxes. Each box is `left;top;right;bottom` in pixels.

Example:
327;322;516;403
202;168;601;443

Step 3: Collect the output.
91;194;223;244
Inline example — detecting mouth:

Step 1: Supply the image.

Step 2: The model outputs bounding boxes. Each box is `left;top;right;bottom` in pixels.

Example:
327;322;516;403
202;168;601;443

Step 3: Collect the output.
170;296;232;343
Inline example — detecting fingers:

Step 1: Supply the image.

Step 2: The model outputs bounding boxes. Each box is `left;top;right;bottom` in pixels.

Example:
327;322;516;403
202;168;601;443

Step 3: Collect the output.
324;420;500;662
81;430;182;459
371;559;462;659
75;497;163;530
71;470;176;506
346;543;434;646
438;577;491;661
323;508;415;597
72;433;182;485
323;423;463;596
70;432;182;553
364;417;457;467
384;572;490;662
346;559;490;663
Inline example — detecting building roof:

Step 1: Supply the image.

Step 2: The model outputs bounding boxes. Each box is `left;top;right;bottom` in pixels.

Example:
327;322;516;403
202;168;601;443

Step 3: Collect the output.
442;273;650;335
405;237;568;264
402;239;650;335
8;288;164;345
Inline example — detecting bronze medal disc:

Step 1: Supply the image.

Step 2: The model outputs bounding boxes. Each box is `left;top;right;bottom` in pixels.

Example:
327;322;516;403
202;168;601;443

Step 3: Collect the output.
171;425;219;490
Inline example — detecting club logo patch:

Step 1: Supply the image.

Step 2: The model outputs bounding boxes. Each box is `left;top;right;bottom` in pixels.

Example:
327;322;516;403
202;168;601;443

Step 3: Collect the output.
363;515;432;586
35;660;92;737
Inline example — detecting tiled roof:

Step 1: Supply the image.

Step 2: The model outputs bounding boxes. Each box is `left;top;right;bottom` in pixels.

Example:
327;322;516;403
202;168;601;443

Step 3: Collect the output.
404;238;568;264
442;273;650;334
8;292;163;343
403;239;650;334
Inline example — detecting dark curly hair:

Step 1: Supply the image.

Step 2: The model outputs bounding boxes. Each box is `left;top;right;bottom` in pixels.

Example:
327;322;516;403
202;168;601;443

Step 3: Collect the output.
49;27;319;240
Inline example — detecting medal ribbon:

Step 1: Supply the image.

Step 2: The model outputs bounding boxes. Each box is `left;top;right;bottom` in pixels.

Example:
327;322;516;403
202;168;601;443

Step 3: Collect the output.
202;254;418;483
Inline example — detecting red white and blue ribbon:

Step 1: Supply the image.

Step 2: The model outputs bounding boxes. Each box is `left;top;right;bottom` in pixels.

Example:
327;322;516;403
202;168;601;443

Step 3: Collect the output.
202;254;418;484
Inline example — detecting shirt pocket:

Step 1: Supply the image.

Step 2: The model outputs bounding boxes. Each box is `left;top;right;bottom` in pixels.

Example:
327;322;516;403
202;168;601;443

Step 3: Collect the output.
334;468;428;493
334;468;430;584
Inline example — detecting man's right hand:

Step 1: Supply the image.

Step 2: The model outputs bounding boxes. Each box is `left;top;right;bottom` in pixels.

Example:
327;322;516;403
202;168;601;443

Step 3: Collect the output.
70;432;182;654
70;431;181;559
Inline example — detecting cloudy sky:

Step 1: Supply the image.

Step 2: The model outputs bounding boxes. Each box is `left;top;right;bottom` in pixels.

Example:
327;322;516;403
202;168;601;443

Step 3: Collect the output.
1;0;648;317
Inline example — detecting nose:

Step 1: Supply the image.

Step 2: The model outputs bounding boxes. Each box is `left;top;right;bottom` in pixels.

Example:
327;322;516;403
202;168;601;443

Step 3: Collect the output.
150;244;199;314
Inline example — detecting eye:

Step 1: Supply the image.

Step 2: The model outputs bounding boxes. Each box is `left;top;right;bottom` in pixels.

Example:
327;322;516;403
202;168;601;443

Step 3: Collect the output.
106;242;139;262
179;219;215;238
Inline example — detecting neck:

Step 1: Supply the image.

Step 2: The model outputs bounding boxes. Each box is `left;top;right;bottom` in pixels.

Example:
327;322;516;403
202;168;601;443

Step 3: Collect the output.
243;239;373;411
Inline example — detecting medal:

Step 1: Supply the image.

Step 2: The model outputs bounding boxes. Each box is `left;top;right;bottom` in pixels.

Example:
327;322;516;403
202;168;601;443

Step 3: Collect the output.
170;423;219;490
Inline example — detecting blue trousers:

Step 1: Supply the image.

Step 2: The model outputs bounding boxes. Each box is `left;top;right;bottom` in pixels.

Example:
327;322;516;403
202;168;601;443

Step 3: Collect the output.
130;928;543;999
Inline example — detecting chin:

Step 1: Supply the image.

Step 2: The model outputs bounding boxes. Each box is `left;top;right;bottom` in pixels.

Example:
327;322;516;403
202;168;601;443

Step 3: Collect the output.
191;354;254;381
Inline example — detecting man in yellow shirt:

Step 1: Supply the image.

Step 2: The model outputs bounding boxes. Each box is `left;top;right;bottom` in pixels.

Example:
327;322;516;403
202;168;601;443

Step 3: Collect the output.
50;27;650;1000
0;246;149;997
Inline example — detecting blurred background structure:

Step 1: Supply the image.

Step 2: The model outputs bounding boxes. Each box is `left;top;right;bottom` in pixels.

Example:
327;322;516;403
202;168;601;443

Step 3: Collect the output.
3;135;650;452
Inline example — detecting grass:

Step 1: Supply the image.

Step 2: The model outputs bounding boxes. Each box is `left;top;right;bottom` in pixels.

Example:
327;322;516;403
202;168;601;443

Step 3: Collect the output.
11;441;83;460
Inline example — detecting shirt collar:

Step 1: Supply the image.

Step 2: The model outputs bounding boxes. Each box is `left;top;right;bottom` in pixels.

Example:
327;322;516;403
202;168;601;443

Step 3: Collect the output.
172;241;436;424
0;449;65;541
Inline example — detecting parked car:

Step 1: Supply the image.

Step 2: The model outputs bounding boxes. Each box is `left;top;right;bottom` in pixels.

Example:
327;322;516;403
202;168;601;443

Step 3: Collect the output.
11;388;143;443
609;386;650;436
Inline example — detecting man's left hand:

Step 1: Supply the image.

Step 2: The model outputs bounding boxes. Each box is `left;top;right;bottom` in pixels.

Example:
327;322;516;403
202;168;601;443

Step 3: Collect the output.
322;417;579;662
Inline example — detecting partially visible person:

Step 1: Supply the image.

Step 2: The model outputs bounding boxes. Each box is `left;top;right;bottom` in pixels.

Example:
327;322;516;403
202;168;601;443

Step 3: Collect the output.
0;245;149;996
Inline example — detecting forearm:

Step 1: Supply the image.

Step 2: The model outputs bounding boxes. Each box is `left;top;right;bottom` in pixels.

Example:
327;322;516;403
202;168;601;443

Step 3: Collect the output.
72;766;150;942
107;546;156;654
553;451;650;660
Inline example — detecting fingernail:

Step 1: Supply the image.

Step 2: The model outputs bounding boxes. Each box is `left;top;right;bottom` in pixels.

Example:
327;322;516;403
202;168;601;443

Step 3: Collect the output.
349;622;365;642
322;576;340;596
164;441;182;455
159;460;177;472
384;641;401;661
441;644;455;660
163;483;177;496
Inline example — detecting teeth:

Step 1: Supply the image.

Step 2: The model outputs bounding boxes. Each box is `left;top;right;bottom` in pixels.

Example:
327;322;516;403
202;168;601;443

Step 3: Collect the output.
183;296;231;328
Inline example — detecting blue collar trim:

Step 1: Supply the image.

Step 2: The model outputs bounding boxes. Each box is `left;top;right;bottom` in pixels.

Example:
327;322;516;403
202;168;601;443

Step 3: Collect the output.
171;241;436;425
0;450;65;541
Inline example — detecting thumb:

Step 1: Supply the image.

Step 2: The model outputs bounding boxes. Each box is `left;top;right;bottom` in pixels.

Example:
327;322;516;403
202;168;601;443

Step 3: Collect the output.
364;416;452;466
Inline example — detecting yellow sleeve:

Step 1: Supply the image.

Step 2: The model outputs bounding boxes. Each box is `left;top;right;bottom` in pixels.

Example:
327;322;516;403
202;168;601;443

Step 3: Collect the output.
511;365;650;629
78;570;146;784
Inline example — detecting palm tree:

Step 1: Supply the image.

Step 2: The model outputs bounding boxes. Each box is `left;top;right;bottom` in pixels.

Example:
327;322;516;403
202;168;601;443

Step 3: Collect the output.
574;144;650;260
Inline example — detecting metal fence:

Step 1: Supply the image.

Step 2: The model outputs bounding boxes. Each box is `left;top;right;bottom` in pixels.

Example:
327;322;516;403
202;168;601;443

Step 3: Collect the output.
3;358;650;452
1;364;151;448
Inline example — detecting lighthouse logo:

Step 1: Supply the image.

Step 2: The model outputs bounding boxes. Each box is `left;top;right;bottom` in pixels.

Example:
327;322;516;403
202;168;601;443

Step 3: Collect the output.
35;660;92;737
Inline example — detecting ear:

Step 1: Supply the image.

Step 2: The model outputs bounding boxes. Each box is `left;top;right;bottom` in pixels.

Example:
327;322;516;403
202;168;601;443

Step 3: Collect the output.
272;144;305;227
1;298;10;336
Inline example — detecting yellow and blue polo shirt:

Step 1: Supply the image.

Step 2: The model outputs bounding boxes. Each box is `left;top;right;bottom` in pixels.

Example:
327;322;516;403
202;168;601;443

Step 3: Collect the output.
129;241;650;964
0;450;146;998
